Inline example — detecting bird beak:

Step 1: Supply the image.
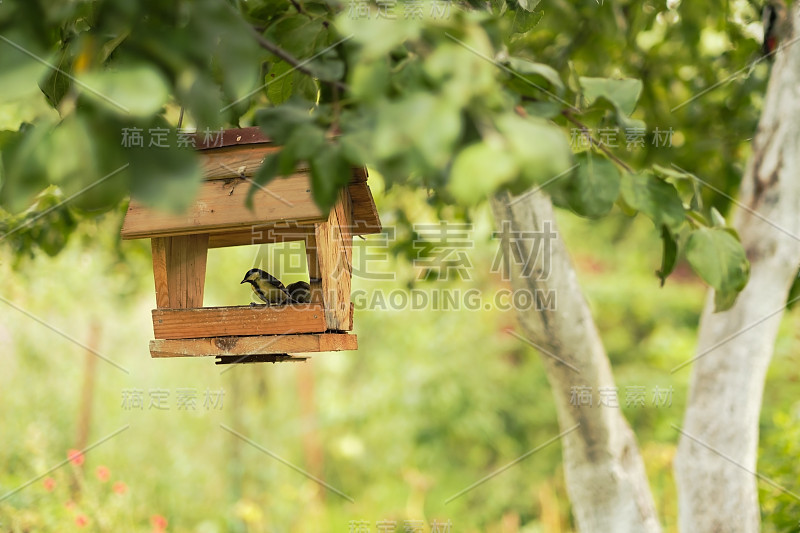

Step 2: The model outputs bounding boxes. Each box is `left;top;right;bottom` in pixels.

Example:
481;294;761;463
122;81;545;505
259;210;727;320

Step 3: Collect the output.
240;278;247;284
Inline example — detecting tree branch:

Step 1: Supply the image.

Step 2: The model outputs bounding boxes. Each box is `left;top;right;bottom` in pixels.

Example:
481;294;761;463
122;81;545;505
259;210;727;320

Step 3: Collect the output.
249;28;349;92
562;110;634;173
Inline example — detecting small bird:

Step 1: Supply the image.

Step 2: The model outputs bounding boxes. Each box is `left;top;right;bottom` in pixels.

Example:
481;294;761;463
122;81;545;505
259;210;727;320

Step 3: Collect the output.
240;268;290;305
286;281;312;303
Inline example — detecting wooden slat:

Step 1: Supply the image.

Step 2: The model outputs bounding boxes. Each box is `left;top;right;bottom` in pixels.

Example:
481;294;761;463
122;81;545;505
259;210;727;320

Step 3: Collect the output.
149;333;357;358
121;173;326;240
208;223;316;248
335;188;354;266
151;235;208;308
152;238;170;308
152;304;331;340
316;189;353;330
182;234;208;308
199;144;284;180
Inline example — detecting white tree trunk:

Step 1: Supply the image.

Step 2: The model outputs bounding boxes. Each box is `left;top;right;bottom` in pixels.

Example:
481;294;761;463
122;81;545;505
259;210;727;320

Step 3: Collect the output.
674;5;800;531
491;192;661;532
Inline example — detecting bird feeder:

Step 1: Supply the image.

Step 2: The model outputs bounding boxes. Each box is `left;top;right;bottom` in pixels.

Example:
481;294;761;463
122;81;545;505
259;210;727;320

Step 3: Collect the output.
120;127;381;364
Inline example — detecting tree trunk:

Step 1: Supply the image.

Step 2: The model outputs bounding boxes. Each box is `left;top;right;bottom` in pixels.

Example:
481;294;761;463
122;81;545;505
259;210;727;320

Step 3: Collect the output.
674;5;800;531
491;191;661;532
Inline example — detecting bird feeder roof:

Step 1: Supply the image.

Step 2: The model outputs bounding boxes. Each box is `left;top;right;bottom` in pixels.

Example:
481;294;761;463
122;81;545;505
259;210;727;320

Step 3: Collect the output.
120;126;380;243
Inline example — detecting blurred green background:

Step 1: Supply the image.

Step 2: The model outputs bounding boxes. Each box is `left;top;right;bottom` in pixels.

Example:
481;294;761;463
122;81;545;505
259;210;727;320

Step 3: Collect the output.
1;173;799;532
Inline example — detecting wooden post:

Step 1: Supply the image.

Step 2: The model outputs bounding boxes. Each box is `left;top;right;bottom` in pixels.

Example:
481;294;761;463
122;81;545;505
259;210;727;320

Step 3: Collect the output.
313;189;353;331
151;234;209;308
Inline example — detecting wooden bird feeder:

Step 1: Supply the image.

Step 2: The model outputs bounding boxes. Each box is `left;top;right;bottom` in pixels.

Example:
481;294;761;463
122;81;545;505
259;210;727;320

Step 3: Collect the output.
120;127;381;364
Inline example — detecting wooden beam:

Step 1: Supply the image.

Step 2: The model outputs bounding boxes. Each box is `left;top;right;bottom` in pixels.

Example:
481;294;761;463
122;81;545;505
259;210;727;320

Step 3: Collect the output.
152;304;333;339
121;173;326;240
208;223;316;248
150;333;357;358
151;234;208;309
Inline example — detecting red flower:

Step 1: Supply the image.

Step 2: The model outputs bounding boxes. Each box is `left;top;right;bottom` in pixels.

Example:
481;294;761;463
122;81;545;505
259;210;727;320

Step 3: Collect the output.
112;481;127;494
67;449;85;466
151;514;168;531
75;514;89;527
95;465;110;482
43;477;55;491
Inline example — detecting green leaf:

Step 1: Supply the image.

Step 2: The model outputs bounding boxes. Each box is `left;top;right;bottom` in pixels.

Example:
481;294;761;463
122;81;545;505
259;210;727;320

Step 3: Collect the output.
263;17;325;59
39;49;73;109
76;66;170;117
373;94;462;170
255;103;313;144
496;113;572;187
286;124;326;162
685;227;750;312
336;13;421;60
579;77;642;116
309;144;350;212
275;121;324;177
710;206;726;227
196;0;264;106
313;50;345;82
181;73;226;131
564;151;620;218
522;101;562;119
517;0;542;11
506;57;564;93
350;60;391;103
340;130;371;167
656;225;678;286
266;61;296;105
294;71;319;102
128;130;202;213
0;122;56;213
652;164;689;180
0;30;51;101
449;141;519;205
620;171;685;232
247;151;280;209
511;9;544;34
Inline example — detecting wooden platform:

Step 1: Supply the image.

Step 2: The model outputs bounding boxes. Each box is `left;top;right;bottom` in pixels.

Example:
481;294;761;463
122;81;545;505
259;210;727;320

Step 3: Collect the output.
150;332;357;358
152;304;329;339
